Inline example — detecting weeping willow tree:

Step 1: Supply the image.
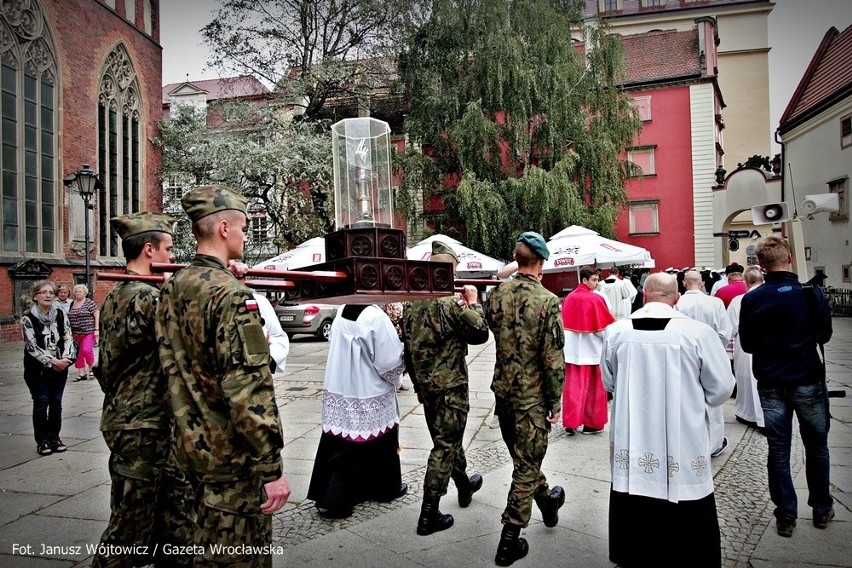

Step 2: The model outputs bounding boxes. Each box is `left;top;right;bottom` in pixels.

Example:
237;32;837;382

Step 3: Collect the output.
397;0;641;259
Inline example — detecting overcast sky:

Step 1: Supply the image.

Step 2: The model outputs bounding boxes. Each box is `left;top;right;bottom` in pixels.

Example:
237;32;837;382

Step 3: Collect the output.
161;0;852;152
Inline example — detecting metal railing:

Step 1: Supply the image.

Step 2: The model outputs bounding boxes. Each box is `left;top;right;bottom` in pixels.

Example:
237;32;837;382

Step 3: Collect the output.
824;286;852;316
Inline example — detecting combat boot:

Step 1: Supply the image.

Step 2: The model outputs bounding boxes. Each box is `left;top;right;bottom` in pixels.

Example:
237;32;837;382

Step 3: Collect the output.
416;497;454;535
534;485;565;528
453;472;484;508
494;524;528;566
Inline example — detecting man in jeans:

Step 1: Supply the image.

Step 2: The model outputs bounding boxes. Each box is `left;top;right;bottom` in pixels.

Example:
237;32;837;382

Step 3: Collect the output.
740;235;834;538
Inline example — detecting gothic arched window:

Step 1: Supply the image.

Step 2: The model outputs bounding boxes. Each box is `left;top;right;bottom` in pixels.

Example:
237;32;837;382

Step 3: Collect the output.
98;43;142;257
0;0;58;254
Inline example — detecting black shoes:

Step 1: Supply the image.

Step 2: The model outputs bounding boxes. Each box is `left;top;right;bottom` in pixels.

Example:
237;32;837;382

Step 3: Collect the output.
814;509;835;529
455;473;483;508
534;486;565;528
37;442;52;456
776;518;796;538
564;428;576;436
710;437;729;458
417;498;454;535
494;524;528;566
50;438;67;452
580;426;604;435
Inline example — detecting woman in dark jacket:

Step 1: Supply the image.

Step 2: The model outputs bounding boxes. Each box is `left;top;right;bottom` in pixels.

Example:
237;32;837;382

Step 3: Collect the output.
21;280;76;456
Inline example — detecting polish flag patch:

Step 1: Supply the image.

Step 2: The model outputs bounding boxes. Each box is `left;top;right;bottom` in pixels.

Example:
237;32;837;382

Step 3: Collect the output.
245;299;259;311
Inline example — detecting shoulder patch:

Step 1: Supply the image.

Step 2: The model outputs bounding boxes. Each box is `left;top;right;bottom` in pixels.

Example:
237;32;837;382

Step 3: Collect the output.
245;299;259;311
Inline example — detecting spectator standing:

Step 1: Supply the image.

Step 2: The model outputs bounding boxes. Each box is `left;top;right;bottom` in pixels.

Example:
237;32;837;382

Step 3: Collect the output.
484;232;565;566
561;265;615;435
93;212;194;568
740;236;834;537
727;266;765;430
156;185;290;566
675;270;734;457
52;284;72;316
715;263;748;308
68;284;98;382
21;280;76;456
307;304;408;518
602;273;734;567
403;240;489;536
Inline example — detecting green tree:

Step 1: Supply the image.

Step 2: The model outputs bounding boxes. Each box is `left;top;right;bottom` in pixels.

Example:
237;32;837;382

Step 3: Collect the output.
156;103;334;264
397;0;641;259
202;0;429;120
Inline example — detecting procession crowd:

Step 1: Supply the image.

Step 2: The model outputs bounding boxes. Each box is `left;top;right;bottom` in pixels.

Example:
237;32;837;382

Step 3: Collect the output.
20;182;836;568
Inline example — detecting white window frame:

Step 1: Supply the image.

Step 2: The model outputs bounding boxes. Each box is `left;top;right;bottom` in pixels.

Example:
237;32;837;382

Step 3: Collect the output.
627;147;656;177
628;201;659;235
633;95;652;122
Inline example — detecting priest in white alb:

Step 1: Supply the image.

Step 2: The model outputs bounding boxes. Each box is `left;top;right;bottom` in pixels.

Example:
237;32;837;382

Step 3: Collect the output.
601;273;735;567
727;266;765;429
675;270;734;457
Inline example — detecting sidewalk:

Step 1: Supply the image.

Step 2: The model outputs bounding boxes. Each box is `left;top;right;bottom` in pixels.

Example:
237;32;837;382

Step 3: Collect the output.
0;320;849;567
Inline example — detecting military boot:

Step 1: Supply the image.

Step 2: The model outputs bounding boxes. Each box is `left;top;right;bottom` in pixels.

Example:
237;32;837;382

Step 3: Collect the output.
494;524;529;566
416;497;454;535
534;485;565;528
453;472;484;508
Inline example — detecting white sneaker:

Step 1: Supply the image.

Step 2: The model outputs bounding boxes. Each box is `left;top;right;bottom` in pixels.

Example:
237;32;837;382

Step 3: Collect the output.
488;415;500;429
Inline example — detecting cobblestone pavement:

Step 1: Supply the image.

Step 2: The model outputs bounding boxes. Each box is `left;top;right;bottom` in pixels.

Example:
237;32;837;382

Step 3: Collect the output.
269;379;799;567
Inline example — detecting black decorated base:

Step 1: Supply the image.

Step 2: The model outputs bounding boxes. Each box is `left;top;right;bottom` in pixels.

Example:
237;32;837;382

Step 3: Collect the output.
325;226;407;262
284;257;455;304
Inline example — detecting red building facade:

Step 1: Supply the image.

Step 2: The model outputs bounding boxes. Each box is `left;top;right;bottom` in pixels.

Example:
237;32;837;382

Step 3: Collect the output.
0;0;162;340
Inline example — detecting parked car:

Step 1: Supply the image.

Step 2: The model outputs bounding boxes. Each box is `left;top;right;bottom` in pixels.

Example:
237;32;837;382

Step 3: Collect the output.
275;303;337;340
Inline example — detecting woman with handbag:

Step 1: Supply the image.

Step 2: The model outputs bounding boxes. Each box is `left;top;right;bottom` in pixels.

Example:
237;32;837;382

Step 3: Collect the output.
21;280;77;456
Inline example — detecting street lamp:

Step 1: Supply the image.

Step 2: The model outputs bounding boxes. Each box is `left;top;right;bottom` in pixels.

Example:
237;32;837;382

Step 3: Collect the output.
63;164;103;292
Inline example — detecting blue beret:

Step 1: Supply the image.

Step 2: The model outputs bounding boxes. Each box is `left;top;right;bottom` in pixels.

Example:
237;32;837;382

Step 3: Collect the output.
517;231;549;260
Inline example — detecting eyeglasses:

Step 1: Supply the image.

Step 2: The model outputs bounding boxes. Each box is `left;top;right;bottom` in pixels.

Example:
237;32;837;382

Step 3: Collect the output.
37;290;55;296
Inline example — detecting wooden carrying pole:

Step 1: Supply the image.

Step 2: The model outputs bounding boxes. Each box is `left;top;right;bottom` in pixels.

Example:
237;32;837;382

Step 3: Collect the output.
96;272;296;291
151;263;348;283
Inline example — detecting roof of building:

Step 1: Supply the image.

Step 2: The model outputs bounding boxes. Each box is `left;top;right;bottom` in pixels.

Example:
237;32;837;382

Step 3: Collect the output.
779;25;852;131
584;0;769;19
162;75;270;105
618;28;703;85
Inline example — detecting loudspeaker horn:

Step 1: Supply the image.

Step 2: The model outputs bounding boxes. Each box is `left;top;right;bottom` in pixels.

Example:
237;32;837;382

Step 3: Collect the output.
801;193;840;215
751;202;790;225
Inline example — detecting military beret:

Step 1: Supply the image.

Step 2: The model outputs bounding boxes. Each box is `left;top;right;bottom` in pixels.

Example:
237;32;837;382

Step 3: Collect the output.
518;231;549;260
110;211;174;239
180;184;248;223
431;240;459;263
725;262;744;275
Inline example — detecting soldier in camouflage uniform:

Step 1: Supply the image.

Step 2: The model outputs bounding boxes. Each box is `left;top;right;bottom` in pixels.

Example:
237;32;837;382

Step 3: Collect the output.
156;185;290;568
403;240;489;536
484;232;566;567
93;212;194;568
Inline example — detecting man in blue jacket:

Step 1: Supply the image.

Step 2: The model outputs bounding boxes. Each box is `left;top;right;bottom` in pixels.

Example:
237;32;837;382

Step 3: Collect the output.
740;236;834;538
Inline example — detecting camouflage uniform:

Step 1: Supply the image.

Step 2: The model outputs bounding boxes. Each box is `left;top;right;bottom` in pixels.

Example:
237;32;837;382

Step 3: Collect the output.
93;279;194;568
484;273;565;527
157;254;284;568
403;296;489;500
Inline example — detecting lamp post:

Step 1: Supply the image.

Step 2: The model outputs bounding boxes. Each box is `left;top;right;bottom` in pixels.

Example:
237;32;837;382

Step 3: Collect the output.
63;164;103;292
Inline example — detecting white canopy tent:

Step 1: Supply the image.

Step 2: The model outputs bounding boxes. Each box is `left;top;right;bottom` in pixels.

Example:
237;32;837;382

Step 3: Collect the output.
253;237;326;271
407;234;506;278
543;225;653;273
